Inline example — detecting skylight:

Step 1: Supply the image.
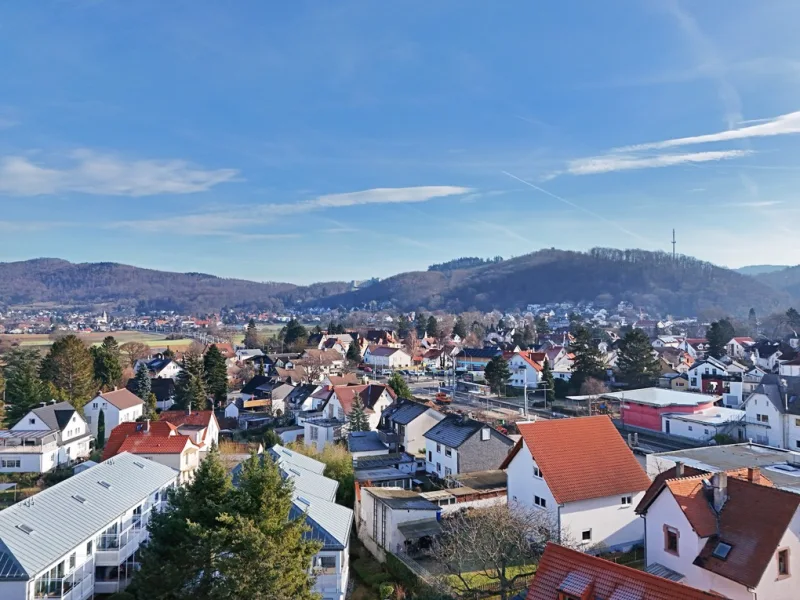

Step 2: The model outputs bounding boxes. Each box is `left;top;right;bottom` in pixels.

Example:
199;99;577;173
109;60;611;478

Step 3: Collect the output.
98;480;111;489
72;494;87;504
133;461;145;469
712;542;732;560
296;496;311;507
16;524;34;535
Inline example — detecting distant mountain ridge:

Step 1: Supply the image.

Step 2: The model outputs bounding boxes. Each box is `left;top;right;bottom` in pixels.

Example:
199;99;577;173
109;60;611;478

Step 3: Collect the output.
735;264;790;276
0;250;795;316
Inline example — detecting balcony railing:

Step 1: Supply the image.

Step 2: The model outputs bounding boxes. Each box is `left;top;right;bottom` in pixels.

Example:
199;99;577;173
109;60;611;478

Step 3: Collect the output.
377;430;402;445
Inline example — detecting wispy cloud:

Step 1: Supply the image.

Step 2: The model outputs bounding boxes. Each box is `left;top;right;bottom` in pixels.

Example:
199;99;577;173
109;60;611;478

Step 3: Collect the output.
566;150;751;175
108;186;472;237
0;150;239;196
613;111;800;152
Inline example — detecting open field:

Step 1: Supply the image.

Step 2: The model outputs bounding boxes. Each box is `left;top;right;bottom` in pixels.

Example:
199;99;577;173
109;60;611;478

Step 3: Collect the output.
0;331;196;350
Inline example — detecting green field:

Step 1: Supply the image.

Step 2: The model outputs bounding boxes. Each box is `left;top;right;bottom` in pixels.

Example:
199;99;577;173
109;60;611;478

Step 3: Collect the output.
0;331;196;350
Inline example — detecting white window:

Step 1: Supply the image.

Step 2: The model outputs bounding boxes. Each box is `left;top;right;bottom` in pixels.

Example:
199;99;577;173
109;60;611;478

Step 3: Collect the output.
436;462;441;473
1;459;21;468
445;447;452;457
481;428;491;441
93;403;98;409
534;495;547;508
436;444;441;453
309;426;318;441
582;529;592;542
533;465;542;478
621;496;632;505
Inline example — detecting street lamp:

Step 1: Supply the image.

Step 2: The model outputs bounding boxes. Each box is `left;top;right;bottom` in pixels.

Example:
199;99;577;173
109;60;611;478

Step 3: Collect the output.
516;366;528;418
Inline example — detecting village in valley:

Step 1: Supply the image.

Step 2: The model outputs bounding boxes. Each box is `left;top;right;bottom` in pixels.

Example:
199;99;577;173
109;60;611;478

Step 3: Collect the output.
1;300;799;600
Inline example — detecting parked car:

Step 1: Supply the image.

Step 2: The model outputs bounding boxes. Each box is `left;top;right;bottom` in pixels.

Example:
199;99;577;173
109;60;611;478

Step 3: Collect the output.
435;392;452;405
362;366;373;373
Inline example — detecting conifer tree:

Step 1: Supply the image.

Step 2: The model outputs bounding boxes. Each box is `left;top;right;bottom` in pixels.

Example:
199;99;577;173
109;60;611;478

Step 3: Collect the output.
92;336;123;390
540;360;555;402
203;344;228;407
97;409;106;449
40;334;96;410
484;356;511;395
133;363;151;400
387;372;412;399
345;339;361;363
3;348;48;424
569;325;605;392
452;317;467;339
617;329;661;388
174;352;207;410
347;396;370;432
244;318;260;349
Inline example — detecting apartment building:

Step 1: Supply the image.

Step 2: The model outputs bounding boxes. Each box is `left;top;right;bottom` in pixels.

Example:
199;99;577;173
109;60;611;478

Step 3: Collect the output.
0;452;178;600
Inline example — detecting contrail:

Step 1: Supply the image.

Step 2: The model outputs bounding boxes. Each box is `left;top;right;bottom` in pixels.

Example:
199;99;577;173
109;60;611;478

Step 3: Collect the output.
501;171;648;243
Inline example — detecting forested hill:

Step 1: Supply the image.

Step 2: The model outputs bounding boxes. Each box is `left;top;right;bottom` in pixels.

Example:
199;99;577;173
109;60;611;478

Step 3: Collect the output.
0;258;303;313
309;248;793;316
0;250;794;315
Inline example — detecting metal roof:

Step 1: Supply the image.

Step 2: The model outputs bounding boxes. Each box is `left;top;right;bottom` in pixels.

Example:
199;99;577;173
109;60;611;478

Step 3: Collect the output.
366;488;440;511
268;444;325;475
0;452;178;581
354;467;412;482
353;452;416;470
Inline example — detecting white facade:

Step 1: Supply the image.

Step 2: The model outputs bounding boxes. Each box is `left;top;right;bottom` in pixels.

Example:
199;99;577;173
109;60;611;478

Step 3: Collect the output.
644;483;800;599
687;360;727;391
508;354;542;389
304;419;341;452
781;362;800;377
505;439;644;551
743;390;800;450
425;438;459;477
363;348;412;369
661;408;746;443
84;394;143;442
0;454;178;600
395;410;445;457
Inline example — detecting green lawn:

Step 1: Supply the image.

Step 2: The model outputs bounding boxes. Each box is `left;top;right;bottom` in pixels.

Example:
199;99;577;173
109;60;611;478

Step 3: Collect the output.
446;564;536;593
0;331;196;349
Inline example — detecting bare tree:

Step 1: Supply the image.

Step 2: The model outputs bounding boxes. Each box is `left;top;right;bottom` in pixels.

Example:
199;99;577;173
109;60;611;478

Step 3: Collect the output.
404;330;421;357
431;504;562;600
120;341;152;368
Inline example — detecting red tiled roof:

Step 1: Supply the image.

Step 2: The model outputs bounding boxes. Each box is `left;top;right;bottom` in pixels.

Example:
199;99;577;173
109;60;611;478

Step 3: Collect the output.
635;465;707;514
326;374;360;386
502;416;651;504
159;410;215;428
333;383;395;412
526;543;720;600
99;388;144;410
118;434;194;455
102;421;178;460
515;350;544;372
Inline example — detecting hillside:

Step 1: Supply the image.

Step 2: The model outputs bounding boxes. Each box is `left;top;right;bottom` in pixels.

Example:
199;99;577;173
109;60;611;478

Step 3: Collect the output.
0;258;304;313
735;264;790;276
755;265;800;300
0;251;793;316
311;248;792;315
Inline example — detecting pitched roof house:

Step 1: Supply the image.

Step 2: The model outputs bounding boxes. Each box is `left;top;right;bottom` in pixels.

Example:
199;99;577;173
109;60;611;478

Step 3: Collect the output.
84;389;144;442
637;467;800;599
424;415;513;477
526;543;720;600
502;416;651;551
741;374;800;448
158;409;220;452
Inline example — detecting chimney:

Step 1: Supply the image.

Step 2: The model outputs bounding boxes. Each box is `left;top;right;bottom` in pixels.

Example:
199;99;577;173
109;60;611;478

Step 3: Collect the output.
186;402;192;415
747;467;760;483
39;402;47;408
145;419;150;433
675;461;684;477
50;399;57;405
712;472;728;513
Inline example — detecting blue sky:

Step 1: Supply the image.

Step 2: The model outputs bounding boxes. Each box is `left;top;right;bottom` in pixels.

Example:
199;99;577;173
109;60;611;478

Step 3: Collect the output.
2;1;800;284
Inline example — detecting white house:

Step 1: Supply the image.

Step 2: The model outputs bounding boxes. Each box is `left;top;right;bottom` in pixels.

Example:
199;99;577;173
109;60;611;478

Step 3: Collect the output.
379;398;445;458
84;389;144;442
686;357;728;391
741;374;800;449
780;357;800;377
233;446;353;600
0;401;92;473
726;336;755;359
660;407;746;443
134;356;183;379
507;351;544;389
0;453;178;600
502;416;651;552
362;345;411;370
637;467;800;600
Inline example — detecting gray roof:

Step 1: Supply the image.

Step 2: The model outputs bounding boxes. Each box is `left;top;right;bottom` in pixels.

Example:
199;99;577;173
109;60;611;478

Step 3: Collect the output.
424;415;512;449
353;452;416;470
366;488;440;511
347;431;388;454
29;402;78;432
354;467;413;483
268;444;325;475
385;400;429;425
0;452;177;580
231;450;338;503
748;374;800;416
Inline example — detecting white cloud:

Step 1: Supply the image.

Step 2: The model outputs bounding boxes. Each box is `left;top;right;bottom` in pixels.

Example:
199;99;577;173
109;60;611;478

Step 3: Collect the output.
614;111;800;152
0;150;238;196
566;150;751;175
292;186;471;211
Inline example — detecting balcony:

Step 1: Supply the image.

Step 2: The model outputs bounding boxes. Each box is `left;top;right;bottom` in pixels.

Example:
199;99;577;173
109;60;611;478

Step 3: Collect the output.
377;429;402;446
94;577;132;595
95;532;137;566
33;569;93;600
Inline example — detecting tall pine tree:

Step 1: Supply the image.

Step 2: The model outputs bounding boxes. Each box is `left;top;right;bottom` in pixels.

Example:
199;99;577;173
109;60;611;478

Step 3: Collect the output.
540;359;555;402
96;409;106;449
174;352;208;410
92;335;123;390
426;315;439;338
345;339;361;364
244;319;260;349
452;317;467;339
347;396;369;432
133;363;151;400
484;356;511;395
40;334;97;410
569;325;605;392
203;345;228;408
616;329;661;389
4;348;47;424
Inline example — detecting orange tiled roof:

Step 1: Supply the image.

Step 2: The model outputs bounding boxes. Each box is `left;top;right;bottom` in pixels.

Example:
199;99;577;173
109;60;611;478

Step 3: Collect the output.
102;420;178;460
516;350;544;372
501;416;651;504
118;434;194;455
159;410;215;428
527;543;720;600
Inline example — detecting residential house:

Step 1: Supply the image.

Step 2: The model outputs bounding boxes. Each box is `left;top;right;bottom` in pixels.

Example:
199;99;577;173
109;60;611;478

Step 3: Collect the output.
743;366;768;395
525;542;720;600
661;407;746;443
126;376;175;411
379;398;445;457
0;453;177;600
420;348;453;370
741;374;800;448
508;350;544;389
103;421;200;484
238;374;274;401
158;409;220;453
297;349;345;379
751;340;786;372
502;416;651;551
285;383;322;413
134;355;183;379
356;487;441;562
84;389;144;442
686;357;728;390
0;401;92;473
424;415;513;477
637;467;800;599
347;431;391;459
235;348;264;363
659;372;689;391
781;356;800;377
363;329;401;348
679;338;709;359
362;345;411;370
593;388;719;432
726;336;756;359
233;446;353;600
